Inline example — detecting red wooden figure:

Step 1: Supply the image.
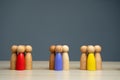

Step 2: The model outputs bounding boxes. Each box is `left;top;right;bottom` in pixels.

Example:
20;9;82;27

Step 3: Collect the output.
16;45;25;70
16;52;25;70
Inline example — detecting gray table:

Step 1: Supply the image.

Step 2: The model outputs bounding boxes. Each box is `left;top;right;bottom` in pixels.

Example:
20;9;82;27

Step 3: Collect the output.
0;61;120;80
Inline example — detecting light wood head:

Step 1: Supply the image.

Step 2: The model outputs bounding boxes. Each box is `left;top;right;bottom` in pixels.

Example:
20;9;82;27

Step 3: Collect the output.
11;45;18;53
80;45;87;53
25;45;32;53
62;45;69;53
55;45;63;53
49;45;56;53
87;45;95;53
94;45;102;53
17;45;25;53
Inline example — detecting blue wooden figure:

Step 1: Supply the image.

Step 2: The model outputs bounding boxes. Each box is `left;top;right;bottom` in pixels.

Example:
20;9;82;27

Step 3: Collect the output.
55;45;63;71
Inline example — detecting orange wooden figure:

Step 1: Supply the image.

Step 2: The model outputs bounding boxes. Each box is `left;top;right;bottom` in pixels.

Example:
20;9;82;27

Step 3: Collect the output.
49;45;56;70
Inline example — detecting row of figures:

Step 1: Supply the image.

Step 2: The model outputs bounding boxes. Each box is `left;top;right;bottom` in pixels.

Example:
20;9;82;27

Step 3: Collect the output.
80;45;102;70
49;45;69;71
10;45;32;70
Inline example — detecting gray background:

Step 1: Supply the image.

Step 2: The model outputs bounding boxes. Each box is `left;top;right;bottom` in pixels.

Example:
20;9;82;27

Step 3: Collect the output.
0;0;120;61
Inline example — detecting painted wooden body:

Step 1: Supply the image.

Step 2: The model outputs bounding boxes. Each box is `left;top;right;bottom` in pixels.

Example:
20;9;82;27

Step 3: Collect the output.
87;45;96;71
55;52;63;70
87;53;96;70
16;53;25;70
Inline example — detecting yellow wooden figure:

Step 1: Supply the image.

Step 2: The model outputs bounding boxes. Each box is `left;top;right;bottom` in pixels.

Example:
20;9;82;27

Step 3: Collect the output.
87;45;96;70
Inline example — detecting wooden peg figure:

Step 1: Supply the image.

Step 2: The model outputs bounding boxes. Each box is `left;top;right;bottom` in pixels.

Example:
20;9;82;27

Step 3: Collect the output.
25;45;32;70
80;45;87;70
62;45;69;70
16;45;25;70
55;45;63;71
10;45;18;70
49;45;56;70
87;45;96;70
95;45;102;70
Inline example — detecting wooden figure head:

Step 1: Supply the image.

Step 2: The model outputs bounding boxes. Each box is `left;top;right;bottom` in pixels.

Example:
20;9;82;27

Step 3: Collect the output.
94;45;102;53
11;45;18;53
55;45;63;53
25;45;32;53
62;45;69;53
17;45;25;53
87;45;95;53
49;45;56;53
80;45;87;53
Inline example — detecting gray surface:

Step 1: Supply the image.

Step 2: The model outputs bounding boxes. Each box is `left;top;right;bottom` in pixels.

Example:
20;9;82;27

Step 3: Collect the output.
0;0;120;61
0;61;120;80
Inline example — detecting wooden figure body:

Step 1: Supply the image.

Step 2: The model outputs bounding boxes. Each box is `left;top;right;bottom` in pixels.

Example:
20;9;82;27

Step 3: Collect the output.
80;45;87;70
87;45;96;70
16;45;25;70
10;45;18;70
25;45;32;70
49;45;55;70
55;45;63;71
95;45;102;70
62;45;69;70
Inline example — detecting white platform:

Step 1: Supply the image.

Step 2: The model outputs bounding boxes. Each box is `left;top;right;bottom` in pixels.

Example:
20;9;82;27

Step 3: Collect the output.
0;61;120;80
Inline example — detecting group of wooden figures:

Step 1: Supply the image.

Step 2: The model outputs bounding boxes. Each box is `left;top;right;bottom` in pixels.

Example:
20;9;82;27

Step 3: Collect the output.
49;45;70;71
10;45;32;70
10;44;102;71
80;45;102;70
